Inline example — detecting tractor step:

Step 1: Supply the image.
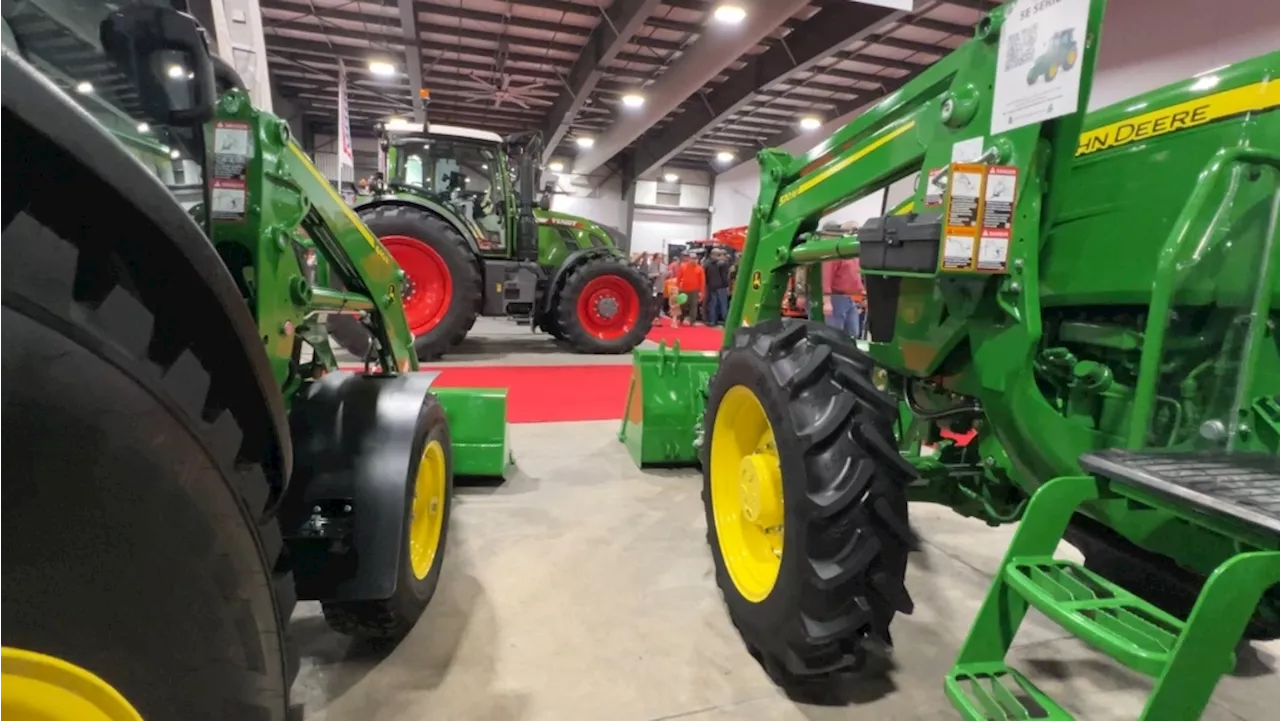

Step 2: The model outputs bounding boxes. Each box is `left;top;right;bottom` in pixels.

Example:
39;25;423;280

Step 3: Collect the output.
1001;556;1186;676
945;662;1071;720
948;463;1280;721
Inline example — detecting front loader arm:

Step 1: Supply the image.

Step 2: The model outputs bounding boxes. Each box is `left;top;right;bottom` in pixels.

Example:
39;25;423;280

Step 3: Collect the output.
208;89;418;391
725;0;1106;383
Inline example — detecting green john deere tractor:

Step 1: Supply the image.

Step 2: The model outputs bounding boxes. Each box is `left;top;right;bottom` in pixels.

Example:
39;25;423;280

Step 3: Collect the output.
1;2;507;718
328;123;656;360
621;1;1279;718
1026;28;1080;85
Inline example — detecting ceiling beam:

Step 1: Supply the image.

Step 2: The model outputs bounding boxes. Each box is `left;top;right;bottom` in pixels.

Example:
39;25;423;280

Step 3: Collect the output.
627;1;899;177
541;0;663;162
397;0;426;122
414;1;684;53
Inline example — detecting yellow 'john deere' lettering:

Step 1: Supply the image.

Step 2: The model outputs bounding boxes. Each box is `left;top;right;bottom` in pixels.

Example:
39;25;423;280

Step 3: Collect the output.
1076;81;1280;156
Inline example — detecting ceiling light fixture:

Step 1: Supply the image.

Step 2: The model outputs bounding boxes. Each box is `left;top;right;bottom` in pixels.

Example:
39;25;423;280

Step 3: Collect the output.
368;60;396;77
621;92;645;108
576;136;595;149
799;116;822;131
137;122;150;133
716;150;735;163
75;81;93;94
548;161;565;172
713;4;747;25
167;64;186;79
664;172;679;182
169;149;181;159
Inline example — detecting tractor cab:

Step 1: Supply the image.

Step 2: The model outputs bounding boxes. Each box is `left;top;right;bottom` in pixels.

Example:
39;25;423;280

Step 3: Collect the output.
379;124;522;257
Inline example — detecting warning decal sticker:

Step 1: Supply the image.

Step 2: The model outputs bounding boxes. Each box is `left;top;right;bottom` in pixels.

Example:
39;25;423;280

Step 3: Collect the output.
941;162;984;271
977;166;1016;272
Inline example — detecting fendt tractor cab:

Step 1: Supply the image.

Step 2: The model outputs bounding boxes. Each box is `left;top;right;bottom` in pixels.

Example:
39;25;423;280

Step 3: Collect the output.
328;122;655;360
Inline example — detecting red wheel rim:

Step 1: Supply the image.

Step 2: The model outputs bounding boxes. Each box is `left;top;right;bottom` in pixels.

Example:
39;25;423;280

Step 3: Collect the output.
576;274;641;341
381;235;453;335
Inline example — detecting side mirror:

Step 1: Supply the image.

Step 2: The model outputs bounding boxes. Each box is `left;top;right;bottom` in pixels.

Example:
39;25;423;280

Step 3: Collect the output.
100;5;216;126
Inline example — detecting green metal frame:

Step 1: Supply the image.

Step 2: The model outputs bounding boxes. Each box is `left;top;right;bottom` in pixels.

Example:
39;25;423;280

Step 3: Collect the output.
210;91;510;477
212;89;417;387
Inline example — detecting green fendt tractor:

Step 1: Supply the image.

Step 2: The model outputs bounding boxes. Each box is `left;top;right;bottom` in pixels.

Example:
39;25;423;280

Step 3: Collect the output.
328;123;655;360
621;1;1279;718
1;3;507;719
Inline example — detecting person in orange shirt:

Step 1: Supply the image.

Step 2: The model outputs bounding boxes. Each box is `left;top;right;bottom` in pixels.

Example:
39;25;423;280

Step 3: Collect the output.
676;253;706;325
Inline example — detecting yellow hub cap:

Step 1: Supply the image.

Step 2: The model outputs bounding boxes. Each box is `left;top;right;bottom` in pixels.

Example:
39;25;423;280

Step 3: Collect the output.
409;439;447;580
1;648;143;721
710;385;784;602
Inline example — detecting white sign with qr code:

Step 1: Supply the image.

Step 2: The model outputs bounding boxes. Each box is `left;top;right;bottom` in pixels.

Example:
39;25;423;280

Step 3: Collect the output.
991;0;1090;135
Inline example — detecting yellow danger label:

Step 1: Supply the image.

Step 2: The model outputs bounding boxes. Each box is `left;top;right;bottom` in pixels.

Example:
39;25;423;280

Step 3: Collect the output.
1077;81;1280;156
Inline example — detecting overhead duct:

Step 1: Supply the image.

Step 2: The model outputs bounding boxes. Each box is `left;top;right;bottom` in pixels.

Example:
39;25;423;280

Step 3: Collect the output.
570;0;812;175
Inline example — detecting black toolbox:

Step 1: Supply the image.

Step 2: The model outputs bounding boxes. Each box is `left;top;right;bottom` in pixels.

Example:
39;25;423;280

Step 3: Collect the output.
858;211;943;274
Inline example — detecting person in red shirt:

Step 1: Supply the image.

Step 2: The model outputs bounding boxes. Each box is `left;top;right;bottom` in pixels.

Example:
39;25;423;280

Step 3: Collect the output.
822;257;865;338
676;253;706;324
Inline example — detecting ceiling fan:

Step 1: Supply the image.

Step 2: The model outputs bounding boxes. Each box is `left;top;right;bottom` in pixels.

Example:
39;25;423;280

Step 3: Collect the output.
455;72;546;110
451;37;545;109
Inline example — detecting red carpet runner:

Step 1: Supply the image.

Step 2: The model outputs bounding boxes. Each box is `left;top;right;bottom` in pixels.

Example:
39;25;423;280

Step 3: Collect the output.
428;364;633;423
644;318;724;351
340;323;724;423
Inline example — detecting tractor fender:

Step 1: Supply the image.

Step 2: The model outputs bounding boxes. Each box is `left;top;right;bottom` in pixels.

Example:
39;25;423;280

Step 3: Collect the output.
355;195;485;255
0;48;292;482
283;371;441;601
541;246;623;315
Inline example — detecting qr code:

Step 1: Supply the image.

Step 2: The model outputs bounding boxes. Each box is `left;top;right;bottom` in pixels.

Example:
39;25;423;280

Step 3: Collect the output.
1005;26;1037;70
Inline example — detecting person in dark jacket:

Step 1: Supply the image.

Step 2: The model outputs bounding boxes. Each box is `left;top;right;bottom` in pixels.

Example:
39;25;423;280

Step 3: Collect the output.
704;249;732;326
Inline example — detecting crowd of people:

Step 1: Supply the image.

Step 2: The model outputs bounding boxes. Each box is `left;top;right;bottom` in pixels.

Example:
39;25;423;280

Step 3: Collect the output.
631;249;737;327
630;241;866;339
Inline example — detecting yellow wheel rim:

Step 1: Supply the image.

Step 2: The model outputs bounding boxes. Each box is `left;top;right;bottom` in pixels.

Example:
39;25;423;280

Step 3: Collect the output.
409;439;447;580
1048;63;1059;80
1066;49;1078;66
1;648;143;721
710;385;784;603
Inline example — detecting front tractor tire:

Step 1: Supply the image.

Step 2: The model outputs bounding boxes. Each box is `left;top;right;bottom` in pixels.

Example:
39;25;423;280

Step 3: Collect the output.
555;257;655;353
2;188;294;717
329;204;482;361
703;319;917;691
322;393;454;639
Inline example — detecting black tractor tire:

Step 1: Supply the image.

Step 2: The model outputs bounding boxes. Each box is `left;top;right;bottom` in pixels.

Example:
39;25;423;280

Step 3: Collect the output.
554;256;656;353
322;394;454;639
1066;517;1280;640
335;204;482;361
703;319;917;691
2;195;295;716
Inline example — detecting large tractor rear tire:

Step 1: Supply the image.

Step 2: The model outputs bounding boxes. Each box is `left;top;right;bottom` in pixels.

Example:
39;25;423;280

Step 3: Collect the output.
331;204;482;361
322;393;454;639
2;200;295;718
703;319;916;692
555;257;655;353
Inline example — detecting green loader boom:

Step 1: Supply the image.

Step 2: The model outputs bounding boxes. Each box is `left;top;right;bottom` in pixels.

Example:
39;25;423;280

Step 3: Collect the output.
622;0;1279;716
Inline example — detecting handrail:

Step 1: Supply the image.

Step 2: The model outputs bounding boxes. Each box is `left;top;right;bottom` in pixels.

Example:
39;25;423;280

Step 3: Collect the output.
1126;147;1280;448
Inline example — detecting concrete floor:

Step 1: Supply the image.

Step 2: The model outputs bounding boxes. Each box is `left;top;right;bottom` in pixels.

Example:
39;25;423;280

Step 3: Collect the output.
300;320;1280;720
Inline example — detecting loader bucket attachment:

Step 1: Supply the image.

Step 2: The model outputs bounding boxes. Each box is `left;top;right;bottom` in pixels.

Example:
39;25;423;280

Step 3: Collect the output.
619;343;720;468
432;387;512;478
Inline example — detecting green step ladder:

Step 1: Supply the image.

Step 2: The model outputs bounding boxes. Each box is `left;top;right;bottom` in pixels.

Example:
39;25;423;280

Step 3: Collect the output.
945;450;1280;721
